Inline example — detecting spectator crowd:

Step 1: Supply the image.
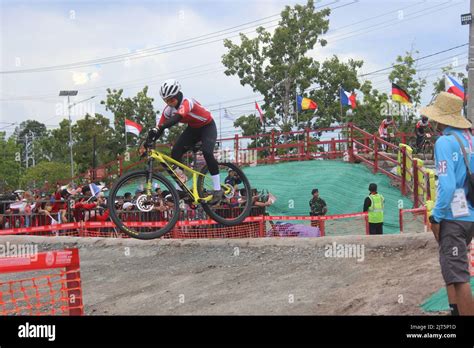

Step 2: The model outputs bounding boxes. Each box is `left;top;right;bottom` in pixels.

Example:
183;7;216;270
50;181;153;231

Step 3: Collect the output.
0;175;275;230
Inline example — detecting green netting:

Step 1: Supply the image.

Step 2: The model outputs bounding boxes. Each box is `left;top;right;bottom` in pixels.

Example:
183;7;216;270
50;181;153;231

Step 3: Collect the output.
421;277;474;312
243;160;414;234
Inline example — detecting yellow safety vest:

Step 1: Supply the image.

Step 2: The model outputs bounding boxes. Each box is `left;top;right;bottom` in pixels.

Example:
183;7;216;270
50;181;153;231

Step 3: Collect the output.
368;194;384;223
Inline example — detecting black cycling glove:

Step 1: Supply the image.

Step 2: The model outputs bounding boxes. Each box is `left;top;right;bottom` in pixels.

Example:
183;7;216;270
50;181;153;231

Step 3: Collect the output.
145;127;163;147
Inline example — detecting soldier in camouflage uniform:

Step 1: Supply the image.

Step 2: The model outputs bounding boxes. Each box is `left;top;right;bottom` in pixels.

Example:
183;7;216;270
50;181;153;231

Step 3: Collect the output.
309;188;327;228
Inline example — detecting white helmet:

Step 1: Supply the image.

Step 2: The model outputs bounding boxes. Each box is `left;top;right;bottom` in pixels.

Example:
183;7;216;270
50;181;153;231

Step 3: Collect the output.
159;79;181;99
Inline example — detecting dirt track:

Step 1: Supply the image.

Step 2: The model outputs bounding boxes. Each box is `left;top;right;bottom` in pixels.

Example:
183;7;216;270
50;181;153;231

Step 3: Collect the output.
0;233;447;315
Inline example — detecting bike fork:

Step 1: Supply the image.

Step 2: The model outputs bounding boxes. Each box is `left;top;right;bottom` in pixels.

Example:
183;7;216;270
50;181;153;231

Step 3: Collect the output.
146;158;154;195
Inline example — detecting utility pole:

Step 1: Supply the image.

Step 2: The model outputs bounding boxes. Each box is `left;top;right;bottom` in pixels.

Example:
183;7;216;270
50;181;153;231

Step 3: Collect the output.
24;134;29;169
23;130;34;168
59;90;78;182
465;4;474;124
30;130;35;167
219;102;222;141
92;135;97;181
295;84;299;130
58;91;95;182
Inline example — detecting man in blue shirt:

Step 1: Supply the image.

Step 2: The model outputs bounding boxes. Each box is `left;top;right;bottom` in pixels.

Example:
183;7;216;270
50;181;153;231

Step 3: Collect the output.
421;92;474;316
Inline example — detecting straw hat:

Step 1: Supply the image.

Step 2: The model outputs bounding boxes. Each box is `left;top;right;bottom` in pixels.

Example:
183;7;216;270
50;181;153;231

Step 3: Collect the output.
419;92;471;129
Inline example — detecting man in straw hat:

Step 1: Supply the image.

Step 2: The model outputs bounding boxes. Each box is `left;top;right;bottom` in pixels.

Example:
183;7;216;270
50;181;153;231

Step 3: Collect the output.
421;92;473;315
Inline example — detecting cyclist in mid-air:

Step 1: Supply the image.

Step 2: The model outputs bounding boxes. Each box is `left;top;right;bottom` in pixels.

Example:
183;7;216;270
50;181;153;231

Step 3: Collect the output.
414;115;433;153
144;79;222;203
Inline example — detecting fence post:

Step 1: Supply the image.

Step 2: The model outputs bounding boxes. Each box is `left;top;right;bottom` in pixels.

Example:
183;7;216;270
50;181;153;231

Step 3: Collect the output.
271;130;275;164
413;160;419;208
401;146;407;195
348;123;354;162
373;135;378;174
364;213;369;235
259;215;265;237
118;156;123;176
399;209;403;234
305;128;311;160
319;218;325;237
330;138;335;160
172;225;179;238
65;248;83;315
234;134;239;165
401;133;406;145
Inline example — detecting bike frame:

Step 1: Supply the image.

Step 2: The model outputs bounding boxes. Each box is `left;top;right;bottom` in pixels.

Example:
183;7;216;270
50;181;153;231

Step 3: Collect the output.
145;149;226;205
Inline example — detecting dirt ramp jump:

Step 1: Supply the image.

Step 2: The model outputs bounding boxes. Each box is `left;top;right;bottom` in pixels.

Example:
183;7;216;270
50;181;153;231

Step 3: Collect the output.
0;233;445;315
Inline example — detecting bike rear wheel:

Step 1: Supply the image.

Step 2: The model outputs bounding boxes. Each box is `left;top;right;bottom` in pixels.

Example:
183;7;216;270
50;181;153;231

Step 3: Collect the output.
108;170;180;239
197;162;252;226
421;141;434;161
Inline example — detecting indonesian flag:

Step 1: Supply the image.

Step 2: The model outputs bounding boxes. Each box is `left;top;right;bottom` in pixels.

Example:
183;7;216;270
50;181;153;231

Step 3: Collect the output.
446;75;465;100
125;119;143;136
255;101;264;123
340;87;357;109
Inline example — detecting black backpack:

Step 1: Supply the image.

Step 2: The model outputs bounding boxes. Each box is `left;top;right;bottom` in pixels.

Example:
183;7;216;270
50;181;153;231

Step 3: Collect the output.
449;132;474;206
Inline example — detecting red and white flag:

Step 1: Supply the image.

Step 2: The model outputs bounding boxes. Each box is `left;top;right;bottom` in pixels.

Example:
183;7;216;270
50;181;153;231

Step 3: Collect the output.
255;101;264;123
125;118;143;136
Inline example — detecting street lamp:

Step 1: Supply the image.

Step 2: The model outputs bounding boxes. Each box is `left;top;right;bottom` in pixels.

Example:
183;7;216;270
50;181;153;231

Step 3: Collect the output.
58;92;97;182
59;90;78;181
461;13;472;25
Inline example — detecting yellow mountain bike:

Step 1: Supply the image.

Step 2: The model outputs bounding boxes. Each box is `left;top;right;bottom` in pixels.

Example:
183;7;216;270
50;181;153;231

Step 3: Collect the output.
108;141;253;239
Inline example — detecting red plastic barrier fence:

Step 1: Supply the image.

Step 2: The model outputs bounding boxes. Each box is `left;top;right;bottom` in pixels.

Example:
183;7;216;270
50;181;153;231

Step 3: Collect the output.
0;248;83;315
399;207;428;234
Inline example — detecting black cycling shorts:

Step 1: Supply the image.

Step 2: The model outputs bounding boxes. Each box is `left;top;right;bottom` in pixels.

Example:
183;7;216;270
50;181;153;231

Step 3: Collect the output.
171;120;219;175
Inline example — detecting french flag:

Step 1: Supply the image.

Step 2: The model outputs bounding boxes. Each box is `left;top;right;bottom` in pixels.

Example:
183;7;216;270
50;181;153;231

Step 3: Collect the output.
125;118;143;136
340;87;357;109
446;75;465;100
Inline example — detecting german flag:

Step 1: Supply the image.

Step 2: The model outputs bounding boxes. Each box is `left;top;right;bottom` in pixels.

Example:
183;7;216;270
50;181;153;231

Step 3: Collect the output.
392;83;412;105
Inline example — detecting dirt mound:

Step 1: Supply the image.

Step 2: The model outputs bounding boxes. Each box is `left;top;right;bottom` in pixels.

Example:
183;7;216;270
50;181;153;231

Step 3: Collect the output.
0;233;446;315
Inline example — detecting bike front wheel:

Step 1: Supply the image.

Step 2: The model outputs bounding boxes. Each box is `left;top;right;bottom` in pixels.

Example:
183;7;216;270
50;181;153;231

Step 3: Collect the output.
197;162;253;226
108;170;180;239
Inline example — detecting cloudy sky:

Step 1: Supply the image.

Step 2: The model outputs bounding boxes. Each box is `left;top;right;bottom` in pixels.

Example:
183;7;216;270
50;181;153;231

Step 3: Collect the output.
0;0;469;139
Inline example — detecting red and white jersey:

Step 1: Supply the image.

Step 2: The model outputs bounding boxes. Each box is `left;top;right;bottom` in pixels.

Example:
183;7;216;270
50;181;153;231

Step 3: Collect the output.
415;120;430;129
158;97;213;128
378;119;394;137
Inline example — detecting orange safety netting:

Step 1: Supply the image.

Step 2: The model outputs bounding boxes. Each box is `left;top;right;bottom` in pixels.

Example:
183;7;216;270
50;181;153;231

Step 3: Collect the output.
0;270;82;315
0;249;83;316
0;213;370;239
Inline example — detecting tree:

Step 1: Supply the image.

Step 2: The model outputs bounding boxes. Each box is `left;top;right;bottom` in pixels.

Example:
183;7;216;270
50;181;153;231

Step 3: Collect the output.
222;0;330;131
72;113;116;174
432;66;467;115
101;86;160;152
0;132;22;192
35;119;71;164
309;55;363;128
12;120;48;168
19;161;71;191
351;81;389;133
13;120;48;142
389;50;426;105
388;50;426;129
432;65;467;97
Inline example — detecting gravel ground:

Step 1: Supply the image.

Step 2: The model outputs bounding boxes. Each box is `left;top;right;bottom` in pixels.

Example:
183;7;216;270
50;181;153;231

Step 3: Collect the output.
0;233;447;315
